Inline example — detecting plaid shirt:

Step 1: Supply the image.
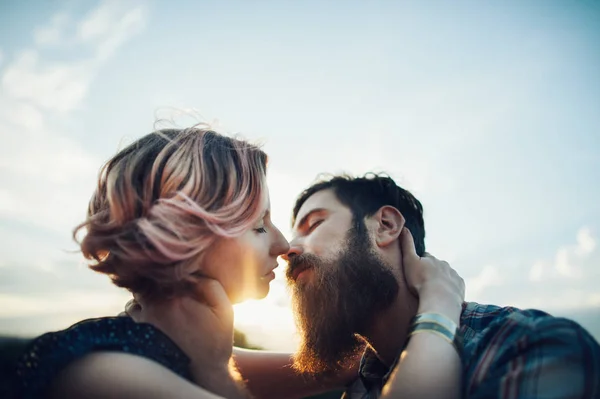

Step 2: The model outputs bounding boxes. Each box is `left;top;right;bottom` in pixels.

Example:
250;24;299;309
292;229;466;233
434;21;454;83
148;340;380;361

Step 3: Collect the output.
343;302;600;399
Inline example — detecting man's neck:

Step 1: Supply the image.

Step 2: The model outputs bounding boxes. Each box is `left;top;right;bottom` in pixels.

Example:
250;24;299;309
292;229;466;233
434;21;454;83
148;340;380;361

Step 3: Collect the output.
362;290;419;367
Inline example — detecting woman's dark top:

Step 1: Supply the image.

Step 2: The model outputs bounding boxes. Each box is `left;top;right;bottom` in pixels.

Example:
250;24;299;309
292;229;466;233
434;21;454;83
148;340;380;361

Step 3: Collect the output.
11;316;191;398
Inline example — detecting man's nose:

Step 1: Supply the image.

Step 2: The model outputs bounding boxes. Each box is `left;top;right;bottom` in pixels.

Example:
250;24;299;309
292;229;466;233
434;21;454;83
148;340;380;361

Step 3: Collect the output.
281;244;304;262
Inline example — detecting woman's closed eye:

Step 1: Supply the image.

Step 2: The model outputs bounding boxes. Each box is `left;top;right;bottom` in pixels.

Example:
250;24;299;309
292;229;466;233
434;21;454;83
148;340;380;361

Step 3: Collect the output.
255;227;267;234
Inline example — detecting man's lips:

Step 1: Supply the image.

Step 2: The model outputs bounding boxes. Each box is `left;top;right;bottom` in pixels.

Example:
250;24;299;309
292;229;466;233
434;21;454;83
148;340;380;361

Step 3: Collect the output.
291;264;311;280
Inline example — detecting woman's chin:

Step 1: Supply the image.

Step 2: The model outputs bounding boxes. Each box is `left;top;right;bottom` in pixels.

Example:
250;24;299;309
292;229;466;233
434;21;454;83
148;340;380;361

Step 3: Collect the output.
246;285;270;301
230;284;270;304
252;288;269;300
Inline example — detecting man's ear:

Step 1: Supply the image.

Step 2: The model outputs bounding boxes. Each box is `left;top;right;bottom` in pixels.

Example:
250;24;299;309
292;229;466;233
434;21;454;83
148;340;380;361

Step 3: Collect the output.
372;206;405;248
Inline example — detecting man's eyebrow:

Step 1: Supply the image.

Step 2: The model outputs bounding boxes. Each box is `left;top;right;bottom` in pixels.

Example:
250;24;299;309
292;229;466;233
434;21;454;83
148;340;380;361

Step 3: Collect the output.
294;208;327;230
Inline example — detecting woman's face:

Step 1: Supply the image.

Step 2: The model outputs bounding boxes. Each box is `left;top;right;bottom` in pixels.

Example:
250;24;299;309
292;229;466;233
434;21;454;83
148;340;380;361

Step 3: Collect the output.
202;189;290;304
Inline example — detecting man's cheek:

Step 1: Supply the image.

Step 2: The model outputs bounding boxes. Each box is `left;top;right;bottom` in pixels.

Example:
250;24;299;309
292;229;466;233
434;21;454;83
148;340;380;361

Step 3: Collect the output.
309;235;333;256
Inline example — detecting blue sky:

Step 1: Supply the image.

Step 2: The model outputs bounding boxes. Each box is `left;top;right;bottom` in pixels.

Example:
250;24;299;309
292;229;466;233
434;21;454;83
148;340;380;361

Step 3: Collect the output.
0;0;599;350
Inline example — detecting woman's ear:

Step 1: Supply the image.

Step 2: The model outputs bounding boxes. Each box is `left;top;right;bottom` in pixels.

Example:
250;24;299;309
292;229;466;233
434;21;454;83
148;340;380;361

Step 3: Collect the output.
372;206;405;248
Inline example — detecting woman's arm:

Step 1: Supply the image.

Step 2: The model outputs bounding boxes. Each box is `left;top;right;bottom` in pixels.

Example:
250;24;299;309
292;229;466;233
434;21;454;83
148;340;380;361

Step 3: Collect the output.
382;228;464;399
50;352;246;399
233;347;359;399
381;299;462;399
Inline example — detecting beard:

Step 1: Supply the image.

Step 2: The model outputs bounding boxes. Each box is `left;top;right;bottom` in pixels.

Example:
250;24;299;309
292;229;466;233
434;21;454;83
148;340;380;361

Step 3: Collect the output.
286;222;399;376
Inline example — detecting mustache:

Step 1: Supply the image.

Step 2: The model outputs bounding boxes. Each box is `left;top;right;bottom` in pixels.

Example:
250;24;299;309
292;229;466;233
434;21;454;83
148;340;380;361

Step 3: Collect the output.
286;254;320;279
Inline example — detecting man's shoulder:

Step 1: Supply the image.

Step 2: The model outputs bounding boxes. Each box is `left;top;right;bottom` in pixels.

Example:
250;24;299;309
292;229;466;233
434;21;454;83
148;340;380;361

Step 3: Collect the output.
460;301;597;347
460;301;553;338
460;301;600;375
461;302;600;397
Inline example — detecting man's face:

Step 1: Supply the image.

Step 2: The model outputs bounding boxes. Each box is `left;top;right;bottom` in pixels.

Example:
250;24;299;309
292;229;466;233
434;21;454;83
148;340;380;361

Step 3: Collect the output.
285;189;399;375
288;189;354;281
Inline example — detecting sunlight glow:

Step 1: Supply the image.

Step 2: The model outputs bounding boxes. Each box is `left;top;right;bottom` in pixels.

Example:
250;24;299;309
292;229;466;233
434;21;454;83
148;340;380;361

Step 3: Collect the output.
233;298;298;351
234;299;293;329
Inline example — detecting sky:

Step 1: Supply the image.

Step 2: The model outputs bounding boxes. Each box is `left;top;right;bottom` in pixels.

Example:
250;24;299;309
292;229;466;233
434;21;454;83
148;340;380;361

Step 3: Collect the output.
0;0;599;351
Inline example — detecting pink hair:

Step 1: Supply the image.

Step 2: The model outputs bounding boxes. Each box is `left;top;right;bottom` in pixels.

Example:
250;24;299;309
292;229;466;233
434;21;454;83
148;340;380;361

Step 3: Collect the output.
73;126;268;298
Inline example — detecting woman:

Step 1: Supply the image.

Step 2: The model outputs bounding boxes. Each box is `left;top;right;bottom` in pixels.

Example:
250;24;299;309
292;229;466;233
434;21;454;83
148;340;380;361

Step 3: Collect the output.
14;125;464;398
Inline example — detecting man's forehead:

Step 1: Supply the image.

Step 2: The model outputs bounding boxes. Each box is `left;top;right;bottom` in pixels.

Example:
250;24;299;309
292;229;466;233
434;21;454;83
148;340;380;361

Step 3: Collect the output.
294;189;342;226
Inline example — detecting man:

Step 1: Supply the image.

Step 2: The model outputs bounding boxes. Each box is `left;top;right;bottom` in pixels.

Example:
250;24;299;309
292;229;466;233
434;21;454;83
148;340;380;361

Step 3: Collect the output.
284;173;600;399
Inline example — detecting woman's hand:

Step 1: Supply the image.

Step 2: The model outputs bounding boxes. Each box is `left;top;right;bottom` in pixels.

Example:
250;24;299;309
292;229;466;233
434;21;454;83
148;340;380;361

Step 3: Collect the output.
400;228;465;323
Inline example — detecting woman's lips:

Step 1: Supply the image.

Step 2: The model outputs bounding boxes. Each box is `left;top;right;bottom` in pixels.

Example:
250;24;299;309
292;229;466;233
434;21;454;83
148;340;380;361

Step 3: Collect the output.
261;265;278;281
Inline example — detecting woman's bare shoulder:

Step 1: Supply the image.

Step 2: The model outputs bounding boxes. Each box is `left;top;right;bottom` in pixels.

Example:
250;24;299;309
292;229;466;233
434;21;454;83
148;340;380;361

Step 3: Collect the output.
49;351;223;399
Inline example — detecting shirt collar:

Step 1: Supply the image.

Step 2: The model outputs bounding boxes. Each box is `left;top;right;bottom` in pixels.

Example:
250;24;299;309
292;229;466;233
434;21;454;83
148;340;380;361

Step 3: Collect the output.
358;346;399;390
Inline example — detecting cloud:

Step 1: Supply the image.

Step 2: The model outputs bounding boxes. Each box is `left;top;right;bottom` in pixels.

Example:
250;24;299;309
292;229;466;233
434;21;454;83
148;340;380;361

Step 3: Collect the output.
0;0;149;233
575;227;596;256
78;1;126;42
0;290;131;337
77;1;147;62
529;260;544;282
0;266;122;311
0;98;100;233
33;13;70;46
0;1;149;338
0;226;130;334
2;50;93;113
531;227;596;281
2;2;147;114
466;265;504;298
0;101;44;131
467;227;600;312
0;219;128;305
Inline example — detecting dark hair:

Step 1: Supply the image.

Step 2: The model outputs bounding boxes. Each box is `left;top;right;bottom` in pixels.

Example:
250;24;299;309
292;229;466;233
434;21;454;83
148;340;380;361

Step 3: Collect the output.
292;173;426;256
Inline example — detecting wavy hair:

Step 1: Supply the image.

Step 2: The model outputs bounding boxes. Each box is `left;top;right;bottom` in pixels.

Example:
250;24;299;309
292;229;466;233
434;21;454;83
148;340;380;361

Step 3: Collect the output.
74;126;268;298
